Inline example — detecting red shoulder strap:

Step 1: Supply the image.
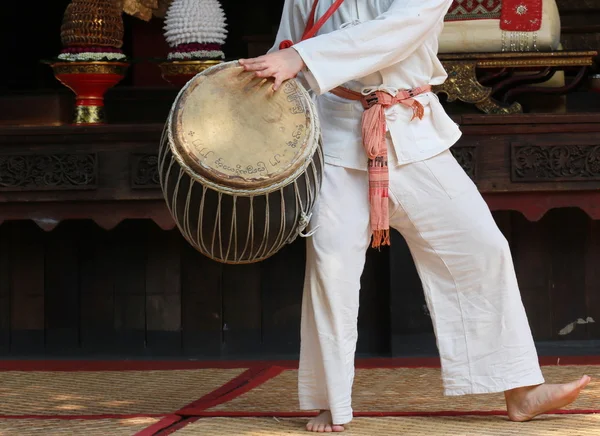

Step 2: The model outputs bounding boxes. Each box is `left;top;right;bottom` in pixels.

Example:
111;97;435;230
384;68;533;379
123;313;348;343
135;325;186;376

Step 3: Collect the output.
279;0;345;50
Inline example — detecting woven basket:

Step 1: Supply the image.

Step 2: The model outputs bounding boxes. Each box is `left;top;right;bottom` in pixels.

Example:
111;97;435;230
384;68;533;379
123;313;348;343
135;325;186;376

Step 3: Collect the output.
61;0;124;48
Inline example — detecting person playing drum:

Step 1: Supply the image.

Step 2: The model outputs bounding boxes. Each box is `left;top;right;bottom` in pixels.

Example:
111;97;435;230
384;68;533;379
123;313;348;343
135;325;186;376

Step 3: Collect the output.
239;0;590;432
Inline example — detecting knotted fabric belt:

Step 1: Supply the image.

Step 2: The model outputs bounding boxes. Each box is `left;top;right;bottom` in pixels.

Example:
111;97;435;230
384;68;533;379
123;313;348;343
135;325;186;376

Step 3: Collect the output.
329;85;432;248
275;0;430;247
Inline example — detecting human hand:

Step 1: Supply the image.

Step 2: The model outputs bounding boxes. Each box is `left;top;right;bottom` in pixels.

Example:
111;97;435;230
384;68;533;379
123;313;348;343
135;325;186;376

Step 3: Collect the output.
239;49;306;91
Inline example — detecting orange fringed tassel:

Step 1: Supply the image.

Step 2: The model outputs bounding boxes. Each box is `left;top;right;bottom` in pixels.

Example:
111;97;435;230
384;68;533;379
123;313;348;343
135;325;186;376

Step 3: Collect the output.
411;100;425;121
329;86;431;250
371;229;391;249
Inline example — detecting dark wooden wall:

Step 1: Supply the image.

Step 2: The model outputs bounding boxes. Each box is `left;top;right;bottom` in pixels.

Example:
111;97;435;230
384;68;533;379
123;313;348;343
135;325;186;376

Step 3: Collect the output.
0;2;598;359
0;219;386;358
557;0;600;54
1;208;598;358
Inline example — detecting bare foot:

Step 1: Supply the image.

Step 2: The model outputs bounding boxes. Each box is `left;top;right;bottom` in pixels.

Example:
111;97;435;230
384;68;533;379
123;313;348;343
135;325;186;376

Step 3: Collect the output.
306;410;345;433
505;375;591;422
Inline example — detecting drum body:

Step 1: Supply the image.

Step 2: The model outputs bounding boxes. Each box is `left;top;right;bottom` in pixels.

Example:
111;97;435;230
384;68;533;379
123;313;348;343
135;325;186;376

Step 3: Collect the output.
159;61;323;264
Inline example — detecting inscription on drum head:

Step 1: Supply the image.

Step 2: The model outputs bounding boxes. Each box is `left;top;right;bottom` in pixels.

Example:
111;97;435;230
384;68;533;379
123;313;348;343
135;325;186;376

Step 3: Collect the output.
284;82;306;115
213;159;267;176
287;124;305;149
171;63;316;189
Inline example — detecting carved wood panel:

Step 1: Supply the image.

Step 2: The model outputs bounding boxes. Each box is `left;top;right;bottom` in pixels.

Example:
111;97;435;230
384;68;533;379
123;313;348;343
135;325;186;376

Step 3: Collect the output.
131;154;160;189
451;146;478;181
511;142;600;182
0;153;97;191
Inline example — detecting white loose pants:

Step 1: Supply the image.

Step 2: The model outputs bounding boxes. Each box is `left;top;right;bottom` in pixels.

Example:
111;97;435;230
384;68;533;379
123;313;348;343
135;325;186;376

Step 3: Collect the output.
298;149;545;425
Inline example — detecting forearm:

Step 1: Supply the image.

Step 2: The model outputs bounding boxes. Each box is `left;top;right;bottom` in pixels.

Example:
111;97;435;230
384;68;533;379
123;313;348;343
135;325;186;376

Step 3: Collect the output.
292;0;453;94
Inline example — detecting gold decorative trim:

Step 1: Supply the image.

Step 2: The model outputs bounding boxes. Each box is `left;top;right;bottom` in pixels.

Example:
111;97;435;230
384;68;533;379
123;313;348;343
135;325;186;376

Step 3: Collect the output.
476;98;522;115
159;60;223;76
477;59;595;68
74;105;105;124
439;51;597;69
51;61;130;75
438;51;597;61
434;50;598;115
434;61;521;115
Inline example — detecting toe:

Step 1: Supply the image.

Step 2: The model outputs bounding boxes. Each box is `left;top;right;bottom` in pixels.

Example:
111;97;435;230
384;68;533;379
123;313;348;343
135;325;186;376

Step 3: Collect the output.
332;425;345;432
318;424;326;432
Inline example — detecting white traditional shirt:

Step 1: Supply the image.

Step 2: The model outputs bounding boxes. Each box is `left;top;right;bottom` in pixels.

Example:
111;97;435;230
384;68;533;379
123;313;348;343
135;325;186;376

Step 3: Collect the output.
270;0;462;170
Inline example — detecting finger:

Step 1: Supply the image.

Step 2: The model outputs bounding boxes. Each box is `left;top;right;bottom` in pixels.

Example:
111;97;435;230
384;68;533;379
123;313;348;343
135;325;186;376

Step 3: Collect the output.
241;56;267;65
255;68;277;79
239;58;262;67
249;65;271;75
272;74;285;92
242;62;269;72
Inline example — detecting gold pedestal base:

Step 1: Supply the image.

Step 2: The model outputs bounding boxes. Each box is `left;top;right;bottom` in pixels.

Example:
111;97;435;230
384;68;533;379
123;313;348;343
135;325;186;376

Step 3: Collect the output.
74;105;105;124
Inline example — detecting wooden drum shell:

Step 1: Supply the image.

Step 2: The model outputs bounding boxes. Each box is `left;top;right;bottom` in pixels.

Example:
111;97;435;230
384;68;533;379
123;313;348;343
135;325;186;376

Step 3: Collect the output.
159;62;324;264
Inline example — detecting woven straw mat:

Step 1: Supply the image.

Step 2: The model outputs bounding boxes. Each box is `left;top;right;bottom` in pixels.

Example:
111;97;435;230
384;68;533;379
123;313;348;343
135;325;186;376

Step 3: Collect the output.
210;365;600;412
173;415;600;436
0;368;245;416
0;417;159;436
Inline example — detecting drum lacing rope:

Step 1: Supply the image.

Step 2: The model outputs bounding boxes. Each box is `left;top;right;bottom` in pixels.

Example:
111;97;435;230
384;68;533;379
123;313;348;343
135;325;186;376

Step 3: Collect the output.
287;152;321;243
298;213;319;238
225;195;238;262
197;186;210;256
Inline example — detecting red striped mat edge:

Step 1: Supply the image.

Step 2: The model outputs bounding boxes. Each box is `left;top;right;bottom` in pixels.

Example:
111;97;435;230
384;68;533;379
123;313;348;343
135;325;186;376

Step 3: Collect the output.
1;355;599;371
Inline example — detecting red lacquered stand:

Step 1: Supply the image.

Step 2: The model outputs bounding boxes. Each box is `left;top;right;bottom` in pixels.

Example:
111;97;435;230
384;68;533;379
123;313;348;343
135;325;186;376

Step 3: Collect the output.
51;61;129;124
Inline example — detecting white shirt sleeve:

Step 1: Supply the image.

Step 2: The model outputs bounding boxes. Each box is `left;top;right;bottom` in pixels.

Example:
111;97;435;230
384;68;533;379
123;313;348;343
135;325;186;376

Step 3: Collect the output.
268;0;311;54
292;0;453;95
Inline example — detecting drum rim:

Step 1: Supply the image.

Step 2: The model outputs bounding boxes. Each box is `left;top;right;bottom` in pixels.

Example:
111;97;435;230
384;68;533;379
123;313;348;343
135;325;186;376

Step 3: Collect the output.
167;60;321;196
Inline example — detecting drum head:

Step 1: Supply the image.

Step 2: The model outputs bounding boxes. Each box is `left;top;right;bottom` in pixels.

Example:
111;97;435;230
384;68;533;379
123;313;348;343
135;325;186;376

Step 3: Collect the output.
170;61;317;190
